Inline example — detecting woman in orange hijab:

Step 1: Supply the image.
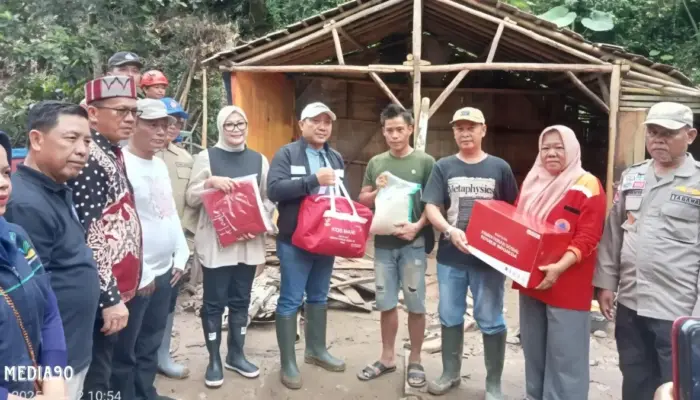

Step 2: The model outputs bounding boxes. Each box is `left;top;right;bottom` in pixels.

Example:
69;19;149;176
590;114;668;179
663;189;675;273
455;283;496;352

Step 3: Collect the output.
514;125;607;400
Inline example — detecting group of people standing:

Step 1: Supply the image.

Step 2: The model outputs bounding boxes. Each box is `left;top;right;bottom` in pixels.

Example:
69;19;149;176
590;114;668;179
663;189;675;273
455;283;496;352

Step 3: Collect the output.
0;46;697;400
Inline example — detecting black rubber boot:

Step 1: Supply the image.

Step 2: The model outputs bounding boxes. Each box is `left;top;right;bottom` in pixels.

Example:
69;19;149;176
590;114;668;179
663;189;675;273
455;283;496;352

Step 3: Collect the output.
224;312;260;378
276;314;302;389
303;304;345;372
483;331;506;400
202;314;224;388
427;324;464;395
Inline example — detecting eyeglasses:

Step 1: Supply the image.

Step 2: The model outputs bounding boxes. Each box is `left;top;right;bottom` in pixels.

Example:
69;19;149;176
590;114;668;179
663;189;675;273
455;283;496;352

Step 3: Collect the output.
94;106;142;119
223;121;248;132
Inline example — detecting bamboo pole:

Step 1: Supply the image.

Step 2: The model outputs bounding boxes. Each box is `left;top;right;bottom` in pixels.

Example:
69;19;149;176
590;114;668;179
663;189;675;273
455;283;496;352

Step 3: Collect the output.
606;64;621;209
219;62;629;73
415;97;430;152
337;26;364;51
201;68;208;149
429;70;469;117
566;72;609;113
412;0;423;127
486;19;506;63
628;71;700;94
369;72;405;109
238;0;405;66
330;22;345;65
597;75;610;105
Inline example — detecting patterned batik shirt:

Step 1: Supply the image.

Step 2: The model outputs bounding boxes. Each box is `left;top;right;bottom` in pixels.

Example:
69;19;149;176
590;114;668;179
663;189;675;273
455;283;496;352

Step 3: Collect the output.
69;131;142;309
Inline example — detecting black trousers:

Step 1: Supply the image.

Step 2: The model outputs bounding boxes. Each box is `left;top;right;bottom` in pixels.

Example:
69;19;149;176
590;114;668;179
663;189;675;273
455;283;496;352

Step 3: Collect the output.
615;303;673;400
201;264;256;323
168;279;181;314
81;314;119;399
111;270;172;400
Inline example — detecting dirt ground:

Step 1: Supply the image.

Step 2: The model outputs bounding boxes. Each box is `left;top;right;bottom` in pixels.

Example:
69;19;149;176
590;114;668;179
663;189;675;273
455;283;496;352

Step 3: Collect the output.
156;258;623;400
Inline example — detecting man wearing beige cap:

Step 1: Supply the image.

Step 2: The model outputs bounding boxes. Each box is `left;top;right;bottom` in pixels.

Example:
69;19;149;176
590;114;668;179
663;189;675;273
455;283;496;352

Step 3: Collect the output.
595;101;698;400
422;107;518;398
111;99;186;400
267;102;347;390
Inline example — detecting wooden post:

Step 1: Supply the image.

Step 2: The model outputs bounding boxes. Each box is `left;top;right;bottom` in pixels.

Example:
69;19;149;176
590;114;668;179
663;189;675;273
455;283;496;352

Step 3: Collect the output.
201;67;208;149
369;72;405;109
486;20;506;63
415;97;430;152
412;0;423;132
330;21;345;65
429;70;469;117
606;63;622;208
566;72;609;113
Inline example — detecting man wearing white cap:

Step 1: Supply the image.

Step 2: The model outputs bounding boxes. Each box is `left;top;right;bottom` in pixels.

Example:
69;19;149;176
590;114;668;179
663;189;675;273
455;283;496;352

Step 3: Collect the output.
595;102;699;400
111;99;187;400
267;102;346;390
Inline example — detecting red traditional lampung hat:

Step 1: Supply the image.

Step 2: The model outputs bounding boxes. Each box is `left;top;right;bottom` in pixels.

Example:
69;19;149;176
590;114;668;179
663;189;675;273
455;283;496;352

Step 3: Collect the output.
84;75;137;105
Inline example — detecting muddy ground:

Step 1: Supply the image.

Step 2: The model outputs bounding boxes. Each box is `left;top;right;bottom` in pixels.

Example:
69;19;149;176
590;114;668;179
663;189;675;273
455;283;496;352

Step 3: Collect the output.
155;258;623;400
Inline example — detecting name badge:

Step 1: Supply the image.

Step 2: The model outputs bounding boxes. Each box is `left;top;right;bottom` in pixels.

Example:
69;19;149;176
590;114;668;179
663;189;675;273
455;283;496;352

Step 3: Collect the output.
335;169;345;178
620;173;645;191
291;165;306;175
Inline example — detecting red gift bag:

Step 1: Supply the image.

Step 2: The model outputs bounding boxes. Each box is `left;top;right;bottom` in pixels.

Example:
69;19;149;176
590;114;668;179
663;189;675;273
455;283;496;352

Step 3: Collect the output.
292;180;373;258
201;174;273;248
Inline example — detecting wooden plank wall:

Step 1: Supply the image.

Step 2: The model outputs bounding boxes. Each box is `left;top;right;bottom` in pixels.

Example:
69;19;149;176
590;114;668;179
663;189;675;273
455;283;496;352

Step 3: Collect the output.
295;78;602;198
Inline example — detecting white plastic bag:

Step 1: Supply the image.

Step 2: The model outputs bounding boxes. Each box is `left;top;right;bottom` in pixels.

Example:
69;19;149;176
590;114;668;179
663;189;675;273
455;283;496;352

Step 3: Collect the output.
369;172;422;235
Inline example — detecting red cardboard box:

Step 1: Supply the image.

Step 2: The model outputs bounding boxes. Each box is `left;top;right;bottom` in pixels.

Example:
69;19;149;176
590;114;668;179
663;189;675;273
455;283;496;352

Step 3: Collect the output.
465;200;573;288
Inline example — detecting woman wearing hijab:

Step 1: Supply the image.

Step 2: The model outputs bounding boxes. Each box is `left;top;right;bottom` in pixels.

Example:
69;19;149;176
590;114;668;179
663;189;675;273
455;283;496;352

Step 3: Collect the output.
0;132;69;399
514;125;606;400
186;106;275;388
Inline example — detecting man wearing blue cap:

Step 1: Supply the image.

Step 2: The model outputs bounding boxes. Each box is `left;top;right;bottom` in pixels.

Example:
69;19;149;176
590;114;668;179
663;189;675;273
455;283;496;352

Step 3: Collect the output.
154;97;196;379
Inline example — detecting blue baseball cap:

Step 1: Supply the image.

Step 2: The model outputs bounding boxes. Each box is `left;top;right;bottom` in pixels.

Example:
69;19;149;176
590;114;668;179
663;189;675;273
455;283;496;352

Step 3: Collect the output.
161;97;189;119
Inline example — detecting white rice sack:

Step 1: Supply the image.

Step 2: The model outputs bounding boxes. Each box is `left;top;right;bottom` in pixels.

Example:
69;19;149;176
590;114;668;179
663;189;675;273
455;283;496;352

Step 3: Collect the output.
369;172;422;235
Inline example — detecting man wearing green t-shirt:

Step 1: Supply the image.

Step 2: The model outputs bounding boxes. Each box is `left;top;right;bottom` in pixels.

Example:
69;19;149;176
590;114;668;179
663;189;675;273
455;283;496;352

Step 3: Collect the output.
356;104;435;388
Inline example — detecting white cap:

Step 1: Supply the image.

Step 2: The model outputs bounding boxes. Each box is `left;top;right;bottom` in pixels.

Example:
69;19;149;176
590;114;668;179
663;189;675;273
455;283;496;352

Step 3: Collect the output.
644;102;694;130
137;99;175;123
300;102;336;121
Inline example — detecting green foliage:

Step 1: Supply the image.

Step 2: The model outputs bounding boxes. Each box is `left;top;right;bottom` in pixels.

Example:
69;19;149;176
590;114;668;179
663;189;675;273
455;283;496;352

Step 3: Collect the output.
537;3;614;31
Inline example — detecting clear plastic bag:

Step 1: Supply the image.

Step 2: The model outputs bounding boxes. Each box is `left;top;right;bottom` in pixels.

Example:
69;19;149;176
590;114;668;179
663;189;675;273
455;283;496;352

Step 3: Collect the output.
369;172;421;236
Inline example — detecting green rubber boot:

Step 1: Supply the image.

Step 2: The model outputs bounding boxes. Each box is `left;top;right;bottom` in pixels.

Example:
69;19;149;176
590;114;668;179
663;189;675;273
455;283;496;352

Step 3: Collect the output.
303;304;346;372
276;314;302;389
428;324;464;395
483;331;506;400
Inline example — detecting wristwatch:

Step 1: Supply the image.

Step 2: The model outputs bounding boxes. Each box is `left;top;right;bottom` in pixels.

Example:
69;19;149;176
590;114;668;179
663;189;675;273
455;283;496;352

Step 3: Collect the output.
443;226;455;239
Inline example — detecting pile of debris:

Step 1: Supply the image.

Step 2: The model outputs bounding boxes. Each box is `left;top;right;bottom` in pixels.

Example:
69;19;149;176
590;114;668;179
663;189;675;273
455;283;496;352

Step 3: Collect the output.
179;237;379;329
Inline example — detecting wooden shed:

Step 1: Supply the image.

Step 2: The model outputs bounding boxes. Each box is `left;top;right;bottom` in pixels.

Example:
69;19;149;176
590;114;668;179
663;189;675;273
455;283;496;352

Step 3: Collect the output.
203;0;700;205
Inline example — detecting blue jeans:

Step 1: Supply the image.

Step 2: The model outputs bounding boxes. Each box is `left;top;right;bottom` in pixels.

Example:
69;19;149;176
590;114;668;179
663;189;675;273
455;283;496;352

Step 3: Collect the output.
276;239;335;317
437;262;506;335
374;236;427;313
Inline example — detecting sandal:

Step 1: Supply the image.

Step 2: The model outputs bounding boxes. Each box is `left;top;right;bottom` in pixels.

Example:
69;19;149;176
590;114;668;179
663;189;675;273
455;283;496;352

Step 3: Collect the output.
406;363;426;388
357;361;397;381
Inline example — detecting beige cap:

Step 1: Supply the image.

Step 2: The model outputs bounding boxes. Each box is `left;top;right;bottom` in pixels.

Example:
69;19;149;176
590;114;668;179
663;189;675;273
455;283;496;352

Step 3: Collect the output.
137;99;175;123
644;102;693;130
450;107;486;124
300;102;337;121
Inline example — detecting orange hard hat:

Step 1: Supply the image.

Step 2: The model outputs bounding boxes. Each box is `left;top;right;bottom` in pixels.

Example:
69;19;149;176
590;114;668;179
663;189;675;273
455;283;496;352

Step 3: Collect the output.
141;70;169;88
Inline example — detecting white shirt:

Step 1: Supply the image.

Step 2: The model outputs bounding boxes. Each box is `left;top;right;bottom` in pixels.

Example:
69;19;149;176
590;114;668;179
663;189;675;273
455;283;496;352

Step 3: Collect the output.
124;148;189;288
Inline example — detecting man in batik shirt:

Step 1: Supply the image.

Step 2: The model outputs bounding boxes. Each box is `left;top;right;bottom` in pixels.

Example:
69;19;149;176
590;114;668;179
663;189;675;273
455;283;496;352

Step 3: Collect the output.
73;75;143;399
